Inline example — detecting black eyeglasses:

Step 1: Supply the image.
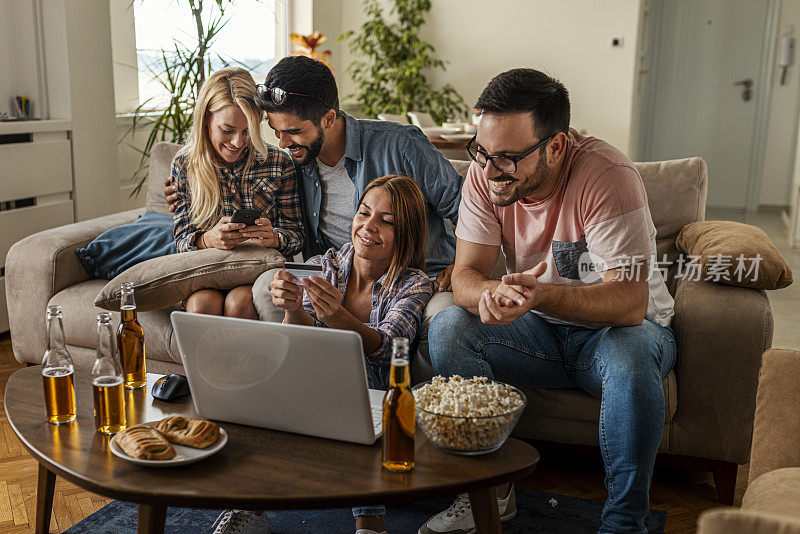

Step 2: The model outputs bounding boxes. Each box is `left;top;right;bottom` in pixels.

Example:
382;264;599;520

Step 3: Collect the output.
466;134;554;174
256;84;333;110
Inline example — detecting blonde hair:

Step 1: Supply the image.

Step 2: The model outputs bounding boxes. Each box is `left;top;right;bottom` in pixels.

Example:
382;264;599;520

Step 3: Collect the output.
177;68;270;229
358;175;427;294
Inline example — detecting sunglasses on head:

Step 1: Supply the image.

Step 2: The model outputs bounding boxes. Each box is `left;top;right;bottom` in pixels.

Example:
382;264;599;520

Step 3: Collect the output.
257;84;333;110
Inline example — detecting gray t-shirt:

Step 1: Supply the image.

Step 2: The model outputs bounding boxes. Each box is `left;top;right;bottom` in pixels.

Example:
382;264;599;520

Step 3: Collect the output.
317;157;356;249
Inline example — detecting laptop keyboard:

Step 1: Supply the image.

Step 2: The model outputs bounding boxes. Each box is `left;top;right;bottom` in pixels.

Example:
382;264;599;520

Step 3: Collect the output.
371;405;383;432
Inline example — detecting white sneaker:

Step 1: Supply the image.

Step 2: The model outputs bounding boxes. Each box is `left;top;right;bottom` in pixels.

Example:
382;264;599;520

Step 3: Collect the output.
355;530;388;534
418;486;516;534
211;510;270;533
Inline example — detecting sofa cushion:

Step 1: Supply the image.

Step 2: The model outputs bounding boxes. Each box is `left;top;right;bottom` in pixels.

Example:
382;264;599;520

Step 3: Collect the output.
146;142;181;216
518;369;677;424
49;280;180;365
635;158;708;296
697;508;800;534
75;211;176;279
94;243;285;312
749;349;800;483
677;221;793;290
742;468;800;519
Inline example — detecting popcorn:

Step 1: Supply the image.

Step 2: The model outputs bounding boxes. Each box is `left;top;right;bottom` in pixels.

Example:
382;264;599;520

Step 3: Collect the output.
413;376;525;453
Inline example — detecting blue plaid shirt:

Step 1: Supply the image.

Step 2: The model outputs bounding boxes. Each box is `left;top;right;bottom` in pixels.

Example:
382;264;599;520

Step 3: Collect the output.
303;243;433;388
296;112;462;275
172;146;304;256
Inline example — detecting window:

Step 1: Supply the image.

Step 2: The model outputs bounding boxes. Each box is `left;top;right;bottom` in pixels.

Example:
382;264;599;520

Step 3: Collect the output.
133;0;283;109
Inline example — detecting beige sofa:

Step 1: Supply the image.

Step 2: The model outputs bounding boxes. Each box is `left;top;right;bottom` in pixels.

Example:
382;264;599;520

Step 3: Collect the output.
697;349;800;533
6;142;773;504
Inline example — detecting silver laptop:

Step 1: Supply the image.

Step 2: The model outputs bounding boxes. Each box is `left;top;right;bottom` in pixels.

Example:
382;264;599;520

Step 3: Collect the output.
170;311;384;444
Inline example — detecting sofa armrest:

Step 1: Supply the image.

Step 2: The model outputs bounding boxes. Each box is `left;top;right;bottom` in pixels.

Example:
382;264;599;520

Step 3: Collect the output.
6;208;144;364
668;279;772;463
697;508;800;534
748;349;800;483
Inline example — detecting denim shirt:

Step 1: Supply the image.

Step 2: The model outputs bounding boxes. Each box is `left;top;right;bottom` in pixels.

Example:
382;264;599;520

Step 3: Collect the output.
297;112;462;275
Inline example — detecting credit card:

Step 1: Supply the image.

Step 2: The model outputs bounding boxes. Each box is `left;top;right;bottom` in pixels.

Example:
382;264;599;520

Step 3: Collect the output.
284;262;324;284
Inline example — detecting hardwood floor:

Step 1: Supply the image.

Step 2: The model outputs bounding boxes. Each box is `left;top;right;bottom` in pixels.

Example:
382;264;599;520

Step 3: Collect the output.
0;332;743;533
0;334;113;533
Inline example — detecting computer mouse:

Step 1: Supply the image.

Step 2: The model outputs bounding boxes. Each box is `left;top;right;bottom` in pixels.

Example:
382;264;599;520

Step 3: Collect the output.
151;373;190;401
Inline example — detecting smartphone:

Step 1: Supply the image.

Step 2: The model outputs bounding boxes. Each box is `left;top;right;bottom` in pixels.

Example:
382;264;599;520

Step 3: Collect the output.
230;208;261;227
284;262;324;284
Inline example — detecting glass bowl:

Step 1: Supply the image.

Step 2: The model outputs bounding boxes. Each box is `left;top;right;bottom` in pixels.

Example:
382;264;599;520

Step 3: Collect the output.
411;380;527;455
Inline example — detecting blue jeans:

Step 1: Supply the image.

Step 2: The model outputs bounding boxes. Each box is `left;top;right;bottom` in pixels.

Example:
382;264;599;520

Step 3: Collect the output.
353;361;387;518
428;306;677;534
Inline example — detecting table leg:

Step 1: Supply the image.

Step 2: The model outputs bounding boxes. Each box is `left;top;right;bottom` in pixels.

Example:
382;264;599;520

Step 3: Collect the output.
469;486;501;534
137;504;167;534
35;463;56;534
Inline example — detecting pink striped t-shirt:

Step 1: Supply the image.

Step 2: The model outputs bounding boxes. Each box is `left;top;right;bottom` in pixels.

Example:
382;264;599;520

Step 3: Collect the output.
456;129;674;327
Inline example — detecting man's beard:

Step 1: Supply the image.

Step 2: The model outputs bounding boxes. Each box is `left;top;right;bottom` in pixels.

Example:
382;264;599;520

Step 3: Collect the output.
288;126;324;165
488;151;553;207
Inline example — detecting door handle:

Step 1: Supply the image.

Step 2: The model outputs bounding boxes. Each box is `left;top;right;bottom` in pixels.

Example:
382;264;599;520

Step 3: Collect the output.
733;78;753;102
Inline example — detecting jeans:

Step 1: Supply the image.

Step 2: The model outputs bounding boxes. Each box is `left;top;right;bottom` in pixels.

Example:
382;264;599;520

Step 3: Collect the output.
428;306;677;534
352;362;386;519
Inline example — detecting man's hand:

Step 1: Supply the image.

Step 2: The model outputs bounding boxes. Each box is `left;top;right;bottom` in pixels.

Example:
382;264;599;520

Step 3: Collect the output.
270;269;303;310
478;262;547;325
435;264;455;292
303;276;344;324
240;217;278;248
202;216;248;250
164;177;178;213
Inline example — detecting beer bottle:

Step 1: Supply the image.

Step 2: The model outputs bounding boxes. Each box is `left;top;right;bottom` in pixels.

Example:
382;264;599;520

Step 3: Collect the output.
92;313;127;435
41;305;76;425
117;282;146;389
381;338;415;472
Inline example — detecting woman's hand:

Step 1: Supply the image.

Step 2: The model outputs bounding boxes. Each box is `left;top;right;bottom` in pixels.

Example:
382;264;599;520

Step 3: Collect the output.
304;276;344;324
202;216;248;250
270;269;303;311
240;217;277;248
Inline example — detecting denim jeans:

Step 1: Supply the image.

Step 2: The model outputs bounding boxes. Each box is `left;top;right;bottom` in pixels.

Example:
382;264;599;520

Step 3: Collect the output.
428;306;677;534
352;362;387;519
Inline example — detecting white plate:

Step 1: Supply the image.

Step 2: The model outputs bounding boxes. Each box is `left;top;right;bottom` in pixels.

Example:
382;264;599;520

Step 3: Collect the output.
110;421;228;467
422;126;461;138
440;133;474;142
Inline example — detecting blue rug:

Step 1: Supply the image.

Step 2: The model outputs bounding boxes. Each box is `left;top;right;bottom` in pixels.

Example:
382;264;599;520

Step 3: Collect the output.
65;488;666;533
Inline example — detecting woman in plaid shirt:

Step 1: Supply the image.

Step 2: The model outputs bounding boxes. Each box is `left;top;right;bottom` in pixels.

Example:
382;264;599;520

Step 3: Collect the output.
172;68;304;319
270;174;434;390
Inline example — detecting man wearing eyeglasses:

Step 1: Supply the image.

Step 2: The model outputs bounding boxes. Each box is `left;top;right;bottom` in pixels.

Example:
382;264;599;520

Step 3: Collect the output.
421;69;676;534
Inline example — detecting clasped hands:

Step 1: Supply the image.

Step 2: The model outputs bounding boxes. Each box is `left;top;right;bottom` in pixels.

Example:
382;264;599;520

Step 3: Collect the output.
479;262;547;325
270;270;343;323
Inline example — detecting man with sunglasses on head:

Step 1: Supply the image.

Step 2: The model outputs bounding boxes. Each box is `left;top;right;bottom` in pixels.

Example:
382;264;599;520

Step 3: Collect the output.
249;55;462;324
420;69;675;534
253;55;460;534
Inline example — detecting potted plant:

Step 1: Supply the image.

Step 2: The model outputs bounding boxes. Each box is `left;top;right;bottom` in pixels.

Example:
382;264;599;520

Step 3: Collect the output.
339;0;468;123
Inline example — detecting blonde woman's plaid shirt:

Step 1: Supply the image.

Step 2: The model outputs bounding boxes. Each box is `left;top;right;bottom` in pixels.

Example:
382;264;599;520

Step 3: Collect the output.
172;146;304;256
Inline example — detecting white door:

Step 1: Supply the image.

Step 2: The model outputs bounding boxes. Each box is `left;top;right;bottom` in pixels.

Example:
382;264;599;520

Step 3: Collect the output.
639;0;771;209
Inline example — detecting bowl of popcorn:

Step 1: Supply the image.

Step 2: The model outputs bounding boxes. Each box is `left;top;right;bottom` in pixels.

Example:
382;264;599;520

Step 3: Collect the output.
412;376;527;455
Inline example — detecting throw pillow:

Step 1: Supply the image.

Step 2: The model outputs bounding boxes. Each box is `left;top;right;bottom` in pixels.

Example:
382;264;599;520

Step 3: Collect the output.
76;211;177;279
676;221;793;290
94;243;285;311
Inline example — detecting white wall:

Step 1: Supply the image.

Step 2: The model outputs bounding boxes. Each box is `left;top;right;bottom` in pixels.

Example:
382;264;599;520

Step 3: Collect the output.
760;0;800;207
1;0;42;117
336;0;641;154
57;0;121;220
110;0;140;114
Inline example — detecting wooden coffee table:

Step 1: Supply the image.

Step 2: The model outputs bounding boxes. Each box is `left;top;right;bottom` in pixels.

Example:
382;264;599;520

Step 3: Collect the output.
5;366;539;533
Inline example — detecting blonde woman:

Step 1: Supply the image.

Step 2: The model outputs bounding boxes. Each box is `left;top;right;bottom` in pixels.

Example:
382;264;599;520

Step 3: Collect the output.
172;67;304;320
